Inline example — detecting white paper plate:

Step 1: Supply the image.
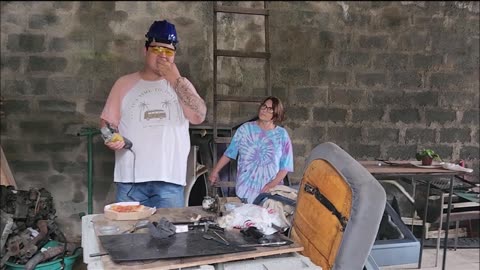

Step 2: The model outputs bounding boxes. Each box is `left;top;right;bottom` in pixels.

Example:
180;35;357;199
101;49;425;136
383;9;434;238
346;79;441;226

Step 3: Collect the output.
409;161;445;168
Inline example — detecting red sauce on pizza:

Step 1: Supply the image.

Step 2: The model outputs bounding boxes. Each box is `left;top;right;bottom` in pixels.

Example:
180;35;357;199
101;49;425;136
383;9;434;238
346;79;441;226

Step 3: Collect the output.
110;205;143;212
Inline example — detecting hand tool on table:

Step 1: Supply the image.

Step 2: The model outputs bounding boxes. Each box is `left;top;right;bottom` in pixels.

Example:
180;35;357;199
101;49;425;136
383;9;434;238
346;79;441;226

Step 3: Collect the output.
90;252;109;257
211;230;230;245
238;241;289;248
184;219;223;232
375;159;405;166
240;226;268;244
122;220;149;234
171;222;223;232
203;234;229;245
271;223;288;233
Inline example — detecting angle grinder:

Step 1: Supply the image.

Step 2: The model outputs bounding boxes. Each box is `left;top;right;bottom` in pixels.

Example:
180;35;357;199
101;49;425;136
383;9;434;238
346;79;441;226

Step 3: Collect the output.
100;122;133;149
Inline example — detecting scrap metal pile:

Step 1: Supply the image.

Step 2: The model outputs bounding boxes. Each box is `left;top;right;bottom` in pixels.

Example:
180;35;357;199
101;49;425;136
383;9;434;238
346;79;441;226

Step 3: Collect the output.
0;186;78;270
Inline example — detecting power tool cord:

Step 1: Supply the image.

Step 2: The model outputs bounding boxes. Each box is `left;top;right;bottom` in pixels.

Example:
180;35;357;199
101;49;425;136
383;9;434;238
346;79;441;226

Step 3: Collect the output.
124;147;160;204
126;148;137;200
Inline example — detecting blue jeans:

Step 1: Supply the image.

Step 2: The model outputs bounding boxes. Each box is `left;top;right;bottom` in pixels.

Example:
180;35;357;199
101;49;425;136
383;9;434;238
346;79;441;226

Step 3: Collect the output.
116;181;184;208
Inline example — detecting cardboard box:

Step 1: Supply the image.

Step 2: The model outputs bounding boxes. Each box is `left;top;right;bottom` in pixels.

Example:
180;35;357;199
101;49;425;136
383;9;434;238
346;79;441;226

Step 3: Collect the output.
104;202;156;221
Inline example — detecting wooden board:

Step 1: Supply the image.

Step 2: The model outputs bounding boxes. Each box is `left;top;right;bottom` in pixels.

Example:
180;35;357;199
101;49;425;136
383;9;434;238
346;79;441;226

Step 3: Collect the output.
359;160;460;175
99;244;303;270
0;145;16;188
91;206;303;270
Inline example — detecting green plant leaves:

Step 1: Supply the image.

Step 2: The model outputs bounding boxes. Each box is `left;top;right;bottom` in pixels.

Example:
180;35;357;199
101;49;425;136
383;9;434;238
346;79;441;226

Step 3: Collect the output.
416;149;442;161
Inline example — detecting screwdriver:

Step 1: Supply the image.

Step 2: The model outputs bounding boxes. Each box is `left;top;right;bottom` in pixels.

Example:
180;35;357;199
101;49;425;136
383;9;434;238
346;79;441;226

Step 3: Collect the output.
203;234;228;245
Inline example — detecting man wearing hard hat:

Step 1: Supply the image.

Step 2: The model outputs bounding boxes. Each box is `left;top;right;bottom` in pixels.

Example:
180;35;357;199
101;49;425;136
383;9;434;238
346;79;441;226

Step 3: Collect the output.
100;20;207;208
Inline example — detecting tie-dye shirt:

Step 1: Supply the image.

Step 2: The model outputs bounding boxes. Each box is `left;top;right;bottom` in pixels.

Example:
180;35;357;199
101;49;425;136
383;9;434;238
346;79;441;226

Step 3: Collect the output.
224;121;294;203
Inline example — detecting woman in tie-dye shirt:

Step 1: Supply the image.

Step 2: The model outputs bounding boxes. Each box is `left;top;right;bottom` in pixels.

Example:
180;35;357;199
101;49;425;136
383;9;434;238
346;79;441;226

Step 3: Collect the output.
209;96;294;203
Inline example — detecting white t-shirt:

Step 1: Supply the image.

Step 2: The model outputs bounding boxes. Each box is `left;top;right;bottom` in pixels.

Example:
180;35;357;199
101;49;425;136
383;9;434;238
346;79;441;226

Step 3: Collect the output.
101;72;190;186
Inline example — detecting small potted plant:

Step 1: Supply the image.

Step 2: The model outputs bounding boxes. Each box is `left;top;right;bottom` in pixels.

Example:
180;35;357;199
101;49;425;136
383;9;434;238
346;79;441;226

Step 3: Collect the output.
415;149;442;166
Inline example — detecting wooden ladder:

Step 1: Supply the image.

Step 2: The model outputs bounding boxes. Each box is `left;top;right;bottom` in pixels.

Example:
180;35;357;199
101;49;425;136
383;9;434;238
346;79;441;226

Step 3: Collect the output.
212;2;272;192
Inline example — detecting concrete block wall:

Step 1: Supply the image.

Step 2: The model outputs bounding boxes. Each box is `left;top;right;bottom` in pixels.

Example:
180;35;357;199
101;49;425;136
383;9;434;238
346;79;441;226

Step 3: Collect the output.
1;1;478;241
266;2;479;182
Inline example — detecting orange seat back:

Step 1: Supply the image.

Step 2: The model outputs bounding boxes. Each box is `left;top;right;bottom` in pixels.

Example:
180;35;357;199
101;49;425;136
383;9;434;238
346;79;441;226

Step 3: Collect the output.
291;160;352;270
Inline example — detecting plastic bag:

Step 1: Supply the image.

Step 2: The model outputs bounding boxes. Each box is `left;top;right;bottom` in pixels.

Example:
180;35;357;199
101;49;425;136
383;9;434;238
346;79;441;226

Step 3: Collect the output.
217;204;288;235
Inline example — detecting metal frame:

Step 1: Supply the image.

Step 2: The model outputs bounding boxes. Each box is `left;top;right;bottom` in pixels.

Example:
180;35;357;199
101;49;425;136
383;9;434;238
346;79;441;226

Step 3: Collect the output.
373;172;457;270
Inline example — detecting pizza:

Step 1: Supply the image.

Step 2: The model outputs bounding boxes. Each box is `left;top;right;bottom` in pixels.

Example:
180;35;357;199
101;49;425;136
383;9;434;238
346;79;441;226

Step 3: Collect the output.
109;204;144;213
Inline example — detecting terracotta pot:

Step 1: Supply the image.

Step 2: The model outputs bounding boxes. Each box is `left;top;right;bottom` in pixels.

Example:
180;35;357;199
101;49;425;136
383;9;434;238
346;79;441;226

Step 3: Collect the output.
422;157;433;166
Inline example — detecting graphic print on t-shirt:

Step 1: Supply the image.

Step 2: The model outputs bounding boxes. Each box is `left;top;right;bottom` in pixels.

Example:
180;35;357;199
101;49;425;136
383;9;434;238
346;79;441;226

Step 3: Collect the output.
125;85;183;128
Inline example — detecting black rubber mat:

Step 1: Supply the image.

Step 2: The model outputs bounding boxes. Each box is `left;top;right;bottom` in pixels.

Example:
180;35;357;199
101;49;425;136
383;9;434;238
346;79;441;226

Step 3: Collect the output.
99;230;258;262
423;237;480;249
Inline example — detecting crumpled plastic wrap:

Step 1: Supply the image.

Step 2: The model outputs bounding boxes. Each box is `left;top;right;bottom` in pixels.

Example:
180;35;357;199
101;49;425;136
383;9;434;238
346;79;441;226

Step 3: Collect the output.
442;163;474;173
217;204;288;235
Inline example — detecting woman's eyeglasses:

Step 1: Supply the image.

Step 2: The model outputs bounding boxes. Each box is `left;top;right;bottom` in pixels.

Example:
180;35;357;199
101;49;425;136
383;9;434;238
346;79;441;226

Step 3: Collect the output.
260;104;274;113
148;46;176;57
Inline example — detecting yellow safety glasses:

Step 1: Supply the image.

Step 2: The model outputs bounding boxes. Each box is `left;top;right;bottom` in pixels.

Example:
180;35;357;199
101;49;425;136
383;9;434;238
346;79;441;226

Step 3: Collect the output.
148;46;176;57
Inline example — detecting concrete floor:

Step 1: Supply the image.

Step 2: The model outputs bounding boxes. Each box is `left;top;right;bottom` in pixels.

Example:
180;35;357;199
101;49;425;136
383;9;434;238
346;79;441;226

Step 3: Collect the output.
381;247;480;270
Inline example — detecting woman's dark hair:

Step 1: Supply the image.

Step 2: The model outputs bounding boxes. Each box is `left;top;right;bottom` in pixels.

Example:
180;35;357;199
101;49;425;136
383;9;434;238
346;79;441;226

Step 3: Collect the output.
259;96;285;124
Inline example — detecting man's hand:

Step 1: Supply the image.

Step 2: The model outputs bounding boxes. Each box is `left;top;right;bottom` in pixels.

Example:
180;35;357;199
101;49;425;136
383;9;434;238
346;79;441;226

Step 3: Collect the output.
152;58;206;124
156;58;180;82
105;140;125;151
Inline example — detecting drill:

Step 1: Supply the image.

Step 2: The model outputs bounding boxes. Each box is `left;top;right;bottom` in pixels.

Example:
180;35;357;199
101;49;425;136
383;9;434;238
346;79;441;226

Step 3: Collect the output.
100;122;133;149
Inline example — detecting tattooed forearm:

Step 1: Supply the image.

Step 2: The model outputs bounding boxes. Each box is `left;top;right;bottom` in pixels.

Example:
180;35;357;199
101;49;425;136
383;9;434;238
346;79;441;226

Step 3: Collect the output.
174;77;206;123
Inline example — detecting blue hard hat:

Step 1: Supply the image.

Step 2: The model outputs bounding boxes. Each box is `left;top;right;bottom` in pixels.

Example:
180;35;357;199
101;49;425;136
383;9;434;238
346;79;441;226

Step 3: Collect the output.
145;20;178;46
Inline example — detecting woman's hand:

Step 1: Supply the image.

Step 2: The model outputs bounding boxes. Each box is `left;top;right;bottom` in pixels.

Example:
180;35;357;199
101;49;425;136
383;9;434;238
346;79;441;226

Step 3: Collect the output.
105;140;125;151
208;171;219;184
261;181;278;193
208;155;231;184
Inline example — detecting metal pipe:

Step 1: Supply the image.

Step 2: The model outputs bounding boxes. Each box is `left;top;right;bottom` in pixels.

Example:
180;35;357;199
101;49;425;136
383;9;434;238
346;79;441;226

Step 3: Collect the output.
77;127;101;215
442;175;455;270
30;220;48;245
435;191;445;267
87;131;93;214
418;181;431;269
